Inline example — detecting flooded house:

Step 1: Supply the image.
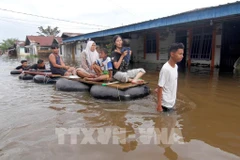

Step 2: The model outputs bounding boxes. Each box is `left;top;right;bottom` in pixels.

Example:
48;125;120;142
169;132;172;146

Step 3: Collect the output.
60;32;84;58
62;1;240;73
24;36;62;56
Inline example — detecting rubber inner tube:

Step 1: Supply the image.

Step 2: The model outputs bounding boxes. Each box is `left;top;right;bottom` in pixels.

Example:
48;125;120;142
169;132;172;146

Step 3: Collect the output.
56;78;90;92
19;74;34;80
90;84;150;101
33;75;58;84
10;70;22;74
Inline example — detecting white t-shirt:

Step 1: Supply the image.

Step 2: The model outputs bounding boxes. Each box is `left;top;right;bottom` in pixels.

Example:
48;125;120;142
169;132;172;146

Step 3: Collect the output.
96;57;113;71
158;62;178;108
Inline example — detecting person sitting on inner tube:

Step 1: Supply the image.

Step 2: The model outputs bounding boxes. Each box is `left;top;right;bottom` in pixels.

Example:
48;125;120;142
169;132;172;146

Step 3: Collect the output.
29;59;46;70
85;48;113;82
15;60;30;71
111;35;146;84
49;44;76;76
76;41;99;78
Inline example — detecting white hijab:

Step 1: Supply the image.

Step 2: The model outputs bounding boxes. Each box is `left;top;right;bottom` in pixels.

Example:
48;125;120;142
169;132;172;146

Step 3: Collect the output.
84;41;99;66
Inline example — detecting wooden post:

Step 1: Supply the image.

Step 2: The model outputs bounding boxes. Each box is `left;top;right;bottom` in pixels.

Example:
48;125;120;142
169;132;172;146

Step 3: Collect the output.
187;29;193;70
156;31;160;60
143;34;146;59
72;43;75;63
211;26;216;70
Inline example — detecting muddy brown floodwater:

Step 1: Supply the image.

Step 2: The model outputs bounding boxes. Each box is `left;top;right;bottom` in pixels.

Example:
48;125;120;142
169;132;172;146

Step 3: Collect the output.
0;55;239;160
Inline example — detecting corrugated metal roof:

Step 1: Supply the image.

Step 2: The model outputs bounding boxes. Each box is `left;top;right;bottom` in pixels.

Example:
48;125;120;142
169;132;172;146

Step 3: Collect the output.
61;32;83;38
63;1;240;43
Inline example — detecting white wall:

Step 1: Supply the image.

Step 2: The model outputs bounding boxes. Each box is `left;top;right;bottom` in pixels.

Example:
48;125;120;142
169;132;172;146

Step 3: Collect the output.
214;24;222;66
61;42;86;57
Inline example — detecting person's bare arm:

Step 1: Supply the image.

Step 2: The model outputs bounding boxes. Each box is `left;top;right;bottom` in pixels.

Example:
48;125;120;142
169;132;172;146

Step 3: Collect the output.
157;86;163;112
113;51;127;69
49;54;63;69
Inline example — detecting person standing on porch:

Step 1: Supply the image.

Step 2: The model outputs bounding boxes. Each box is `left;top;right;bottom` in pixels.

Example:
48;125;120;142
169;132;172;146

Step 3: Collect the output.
156;43;184;112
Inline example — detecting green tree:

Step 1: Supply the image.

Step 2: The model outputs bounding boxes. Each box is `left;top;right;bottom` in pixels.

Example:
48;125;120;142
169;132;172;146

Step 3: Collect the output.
0;38;18;52
37;26;60;36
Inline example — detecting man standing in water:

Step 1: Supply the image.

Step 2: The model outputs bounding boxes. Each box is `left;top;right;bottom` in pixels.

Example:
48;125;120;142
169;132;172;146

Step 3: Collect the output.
156;43;184;112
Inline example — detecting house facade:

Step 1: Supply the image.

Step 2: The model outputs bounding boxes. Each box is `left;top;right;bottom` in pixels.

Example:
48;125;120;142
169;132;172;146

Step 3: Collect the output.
25;36;62;56
63;2;240;72
60;32;84;58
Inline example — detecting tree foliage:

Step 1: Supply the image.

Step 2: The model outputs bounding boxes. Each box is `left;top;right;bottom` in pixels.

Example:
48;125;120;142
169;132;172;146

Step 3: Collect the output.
37;26;60;36
0;38;18;51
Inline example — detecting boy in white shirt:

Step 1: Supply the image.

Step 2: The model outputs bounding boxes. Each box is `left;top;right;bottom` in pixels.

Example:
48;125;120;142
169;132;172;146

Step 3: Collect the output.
156;43;184;112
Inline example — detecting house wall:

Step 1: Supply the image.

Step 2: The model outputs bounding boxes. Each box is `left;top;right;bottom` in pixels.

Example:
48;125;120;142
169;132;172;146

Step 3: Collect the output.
61;42;86;57
131;24;222;67
131;32;175;64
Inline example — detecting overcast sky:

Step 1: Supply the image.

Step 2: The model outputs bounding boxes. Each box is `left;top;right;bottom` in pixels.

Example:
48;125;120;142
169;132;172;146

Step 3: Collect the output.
0;0;237;41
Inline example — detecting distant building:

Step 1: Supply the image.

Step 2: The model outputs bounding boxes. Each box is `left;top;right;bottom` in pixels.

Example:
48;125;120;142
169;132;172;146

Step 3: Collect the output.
15;41;26;55
24;36;62;56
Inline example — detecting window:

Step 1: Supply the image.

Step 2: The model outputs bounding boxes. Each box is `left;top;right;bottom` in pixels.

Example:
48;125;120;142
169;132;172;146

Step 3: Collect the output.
146;34;156;53
191;27;212;60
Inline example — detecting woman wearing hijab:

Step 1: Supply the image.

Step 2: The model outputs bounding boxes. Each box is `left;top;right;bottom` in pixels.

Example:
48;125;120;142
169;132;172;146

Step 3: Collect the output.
76;41;99;78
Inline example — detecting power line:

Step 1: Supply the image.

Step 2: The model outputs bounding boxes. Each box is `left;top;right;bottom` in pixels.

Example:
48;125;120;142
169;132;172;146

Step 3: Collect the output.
0;8;110;28
0;16;103;30
0;18;101;32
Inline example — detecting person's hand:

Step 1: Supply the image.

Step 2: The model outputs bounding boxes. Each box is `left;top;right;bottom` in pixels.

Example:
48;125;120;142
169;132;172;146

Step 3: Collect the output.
157;104;163;112
114;49;121;54
90;65;94;70
129;50;132;55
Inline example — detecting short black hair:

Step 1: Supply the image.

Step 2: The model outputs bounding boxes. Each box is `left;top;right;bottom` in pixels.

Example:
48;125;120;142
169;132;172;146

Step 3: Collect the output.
51;44;59;49
37;59;44;64
169;43;184;54
21;60;27;64
122;39;130;47
100;48;108;55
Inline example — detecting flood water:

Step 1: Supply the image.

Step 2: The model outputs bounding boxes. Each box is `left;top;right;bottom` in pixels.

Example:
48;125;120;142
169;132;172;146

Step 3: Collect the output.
0;55;240;160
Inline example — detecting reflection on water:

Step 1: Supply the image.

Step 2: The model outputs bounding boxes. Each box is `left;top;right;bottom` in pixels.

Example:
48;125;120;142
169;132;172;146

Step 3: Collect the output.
0;55;239;160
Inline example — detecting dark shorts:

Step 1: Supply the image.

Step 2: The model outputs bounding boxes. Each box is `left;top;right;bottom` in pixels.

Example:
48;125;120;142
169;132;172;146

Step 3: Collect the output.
162;106;174;112
51;68;67;76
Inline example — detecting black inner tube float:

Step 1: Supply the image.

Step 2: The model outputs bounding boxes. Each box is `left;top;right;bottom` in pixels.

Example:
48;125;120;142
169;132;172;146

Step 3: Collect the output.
10;70;22;74
56;78;90;91
90;84;151;101
33;75;59;84
19;74;34;80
